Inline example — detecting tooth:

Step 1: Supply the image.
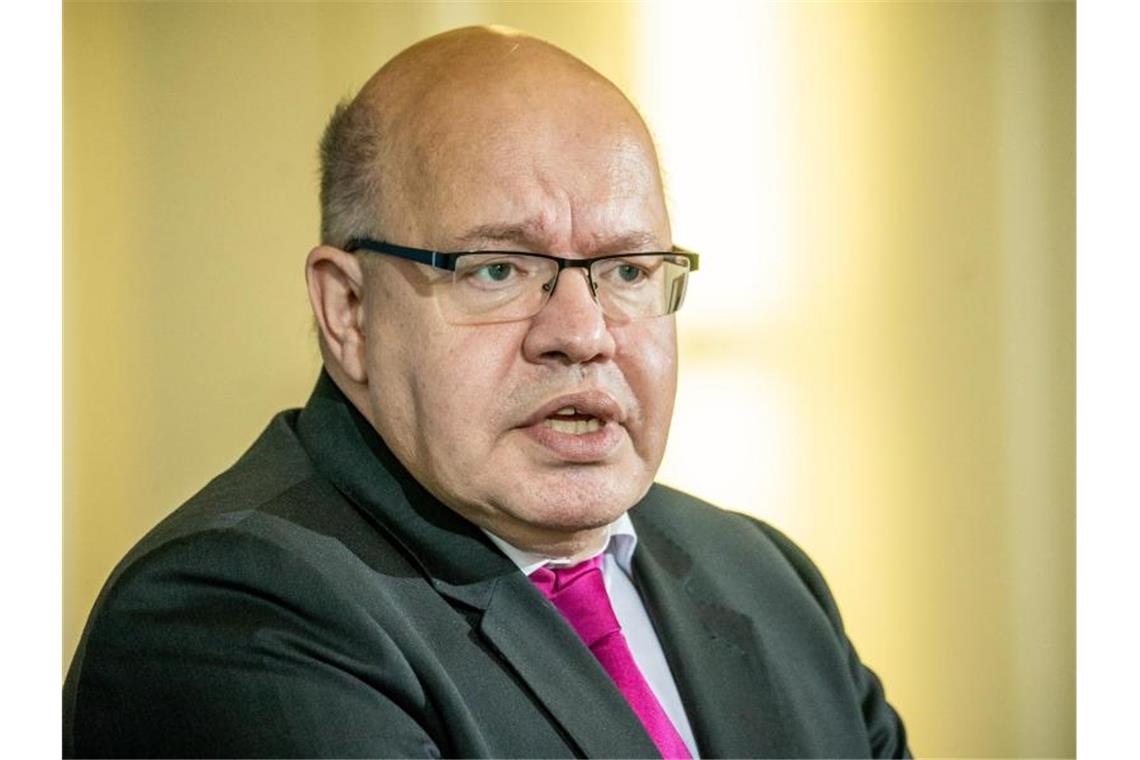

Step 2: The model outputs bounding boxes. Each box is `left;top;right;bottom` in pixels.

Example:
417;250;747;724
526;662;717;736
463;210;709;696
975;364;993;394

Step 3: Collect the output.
543;417;602;434
555;406;576;416
546;418;576;433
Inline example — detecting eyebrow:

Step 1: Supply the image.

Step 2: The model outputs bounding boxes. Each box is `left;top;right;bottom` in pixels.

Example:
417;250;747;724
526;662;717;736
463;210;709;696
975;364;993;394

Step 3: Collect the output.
452;220;662;255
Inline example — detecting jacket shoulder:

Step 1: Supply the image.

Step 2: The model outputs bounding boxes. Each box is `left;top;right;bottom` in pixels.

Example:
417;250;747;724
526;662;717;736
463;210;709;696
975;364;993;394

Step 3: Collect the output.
63;412;437;757
634;483;825;595
633;483;910;758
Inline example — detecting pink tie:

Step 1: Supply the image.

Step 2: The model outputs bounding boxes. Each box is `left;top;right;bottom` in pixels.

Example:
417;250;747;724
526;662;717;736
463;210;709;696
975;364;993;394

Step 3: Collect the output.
530;556;693;759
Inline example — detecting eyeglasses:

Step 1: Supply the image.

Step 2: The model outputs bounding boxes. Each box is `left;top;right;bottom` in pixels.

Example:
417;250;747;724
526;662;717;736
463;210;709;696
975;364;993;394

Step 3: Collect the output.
344;238;699;325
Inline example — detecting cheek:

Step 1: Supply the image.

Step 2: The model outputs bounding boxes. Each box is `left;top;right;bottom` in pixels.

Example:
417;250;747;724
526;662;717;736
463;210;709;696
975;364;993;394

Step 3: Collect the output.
614;321;678;450
403;325;529;448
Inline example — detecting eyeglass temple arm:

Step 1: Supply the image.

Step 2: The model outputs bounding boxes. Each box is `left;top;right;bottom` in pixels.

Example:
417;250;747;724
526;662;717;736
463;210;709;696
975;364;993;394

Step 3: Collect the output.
344;239;461;271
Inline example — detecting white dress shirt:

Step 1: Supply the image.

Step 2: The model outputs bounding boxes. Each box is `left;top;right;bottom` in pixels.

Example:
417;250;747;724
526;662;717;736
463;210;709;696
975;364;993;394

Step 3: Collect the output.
483;514;700;757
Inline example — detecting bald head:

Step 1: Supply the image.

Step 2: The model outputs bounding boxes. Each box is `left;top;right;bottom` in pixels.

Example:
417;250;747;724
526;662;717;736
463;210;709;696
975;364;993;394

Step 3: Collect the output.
319;26;666;251
360;25;613;110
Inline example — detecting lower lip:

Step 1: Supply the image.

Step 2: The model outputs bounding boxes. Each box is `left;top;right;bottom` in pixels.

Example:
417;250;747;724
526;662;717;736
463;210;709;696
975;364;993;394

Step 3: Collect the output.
519;419;625;463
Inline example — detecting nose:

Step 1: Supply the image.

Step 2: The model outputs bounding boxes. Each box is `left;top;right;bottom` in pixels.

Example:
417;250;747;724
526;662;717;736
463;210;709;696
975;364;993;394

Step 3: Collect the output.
522;267;616;366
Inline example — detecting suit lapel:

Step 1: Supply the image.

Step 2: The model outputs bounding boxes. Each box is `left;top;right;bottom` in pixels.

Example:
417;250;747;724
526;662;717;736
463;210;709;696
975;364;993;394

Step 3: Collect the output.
479;572;661;759
631;509;806;759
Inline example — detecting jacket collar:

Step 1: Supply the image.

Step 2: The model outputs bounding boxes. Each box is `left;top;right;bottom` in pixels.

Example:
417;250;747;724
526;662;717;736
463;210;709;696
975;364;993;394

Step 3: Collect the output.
295;369;515;609
629;509;807;758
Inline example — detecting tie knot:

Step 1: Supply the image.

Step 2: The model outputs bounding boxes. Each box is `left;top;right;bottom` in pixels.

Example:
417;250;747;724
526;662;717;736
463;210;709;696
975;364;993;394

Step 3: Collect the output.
529;555;618;647
529;554;603;594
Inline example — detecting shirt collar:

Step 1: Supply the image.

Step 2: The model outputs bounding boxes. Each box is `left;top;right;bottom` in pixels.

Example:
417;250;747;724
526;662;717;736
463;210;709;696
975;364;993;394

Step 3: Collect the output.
483;511;638;577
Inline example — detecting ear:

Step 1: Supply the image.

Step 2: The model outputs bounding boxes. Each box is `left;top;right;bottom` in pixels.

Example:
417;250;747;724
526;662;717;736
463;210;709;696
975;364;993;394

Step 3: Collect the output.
306;245;370;383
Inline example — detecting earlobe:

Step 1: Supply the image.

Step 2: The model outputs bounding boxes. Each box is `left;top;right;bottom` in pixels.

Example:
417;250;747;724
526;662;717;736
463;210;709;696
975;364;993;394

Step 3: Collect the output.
305;245;369;383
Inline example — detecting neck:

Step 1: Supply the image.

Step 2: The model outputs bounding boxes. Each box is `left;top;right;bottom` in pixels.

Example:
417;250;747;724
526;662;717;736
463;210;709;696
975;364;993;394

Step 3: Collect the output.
485;522;610;564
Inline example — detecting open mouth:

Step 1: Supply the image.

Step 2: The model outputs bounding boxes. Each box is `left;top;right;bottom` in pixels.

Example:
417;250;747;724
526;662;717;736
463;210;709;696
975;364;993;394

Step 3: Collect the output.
543;406;603;434
522;394;624;462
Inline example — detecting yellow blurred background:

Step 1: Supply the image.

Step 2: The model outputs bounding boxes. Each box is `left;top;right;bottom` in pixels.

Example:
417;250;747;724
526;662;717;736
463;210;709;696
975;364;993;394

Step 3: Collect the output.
64;2;1074;757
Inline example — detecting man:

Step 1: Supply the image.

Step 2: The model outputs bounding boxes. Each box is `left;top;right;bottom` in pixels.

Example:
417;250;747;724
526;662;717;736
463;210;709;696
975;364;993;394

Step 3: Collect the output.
64;26;908;758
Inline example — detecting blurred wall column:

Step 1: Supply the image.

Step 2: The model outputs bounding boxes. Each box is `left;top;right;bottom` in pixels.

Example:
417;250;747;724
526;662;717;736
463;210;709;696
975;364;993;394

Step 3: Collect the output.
995;3;1076;755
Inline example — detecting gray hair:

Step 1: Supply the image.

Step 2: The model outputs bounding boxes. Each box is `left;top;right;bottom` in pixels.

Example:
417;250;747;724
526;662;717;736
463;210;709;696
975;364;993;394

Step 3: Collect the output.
318;97;384;248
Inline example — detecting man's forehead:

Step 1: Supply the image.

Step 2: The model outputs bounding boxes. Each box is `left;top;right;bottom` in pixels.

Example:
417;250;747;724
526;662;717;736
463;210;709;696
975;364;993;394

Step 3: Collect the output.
379;99;668;251
353;27;669;252
452;220;663;255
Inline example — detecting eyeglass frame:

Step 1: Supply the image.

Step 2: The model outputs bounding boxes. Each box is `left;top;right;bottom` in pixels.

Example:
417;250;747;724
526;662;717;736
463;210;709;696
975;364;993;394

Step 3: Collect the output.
343;237;700;319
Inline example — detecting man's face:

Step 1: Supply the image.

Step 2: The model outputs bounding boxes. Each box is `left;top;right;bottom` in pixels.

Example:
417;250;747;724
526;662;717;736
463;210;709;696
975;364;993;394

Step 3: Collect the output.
357;78;677;554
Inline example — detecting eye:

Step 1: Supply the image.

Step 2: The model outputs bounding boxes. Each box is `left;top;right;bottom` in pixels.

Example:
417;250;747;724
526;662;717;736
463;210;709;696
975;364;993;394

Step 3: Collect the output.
455;254;546;291
473;262;516;283
596;256;658;287
615;264;645;283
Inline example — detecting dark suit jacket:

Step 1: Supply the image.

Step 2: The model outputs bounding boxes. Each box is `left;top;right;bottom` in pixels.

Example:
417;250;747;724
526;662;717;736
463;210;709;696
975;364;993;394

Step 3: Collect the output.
64;371;909;758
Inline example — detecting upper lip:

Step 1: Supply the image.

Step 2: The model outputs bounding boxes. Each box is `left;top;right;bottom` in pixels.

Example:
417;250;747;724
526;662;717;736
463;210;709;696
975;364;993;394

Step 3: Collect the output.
520;390;626;427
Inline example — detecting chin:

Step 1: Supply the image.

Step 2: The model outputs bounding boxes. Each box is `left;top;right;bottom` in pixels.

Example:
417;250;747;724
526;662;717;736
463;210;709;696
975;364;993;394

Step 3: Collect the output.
502;466;651;532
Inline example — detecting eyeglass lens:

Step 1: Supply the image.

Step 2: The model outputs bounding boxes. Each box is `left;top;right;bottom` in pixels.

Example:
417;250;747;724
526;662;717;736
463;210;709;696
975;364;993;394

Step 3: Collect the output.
439;253;691;325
